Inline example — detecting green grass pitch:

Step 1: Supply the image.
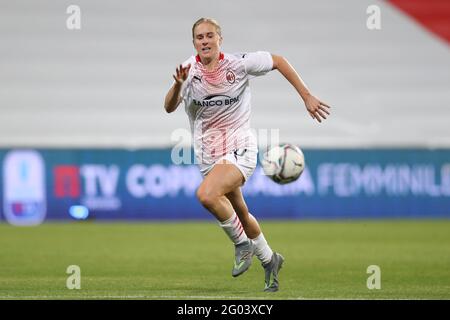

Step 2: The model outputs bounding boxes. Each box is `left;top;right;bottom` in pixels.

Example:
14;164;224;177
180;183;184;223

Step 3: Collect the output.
0;220;449;299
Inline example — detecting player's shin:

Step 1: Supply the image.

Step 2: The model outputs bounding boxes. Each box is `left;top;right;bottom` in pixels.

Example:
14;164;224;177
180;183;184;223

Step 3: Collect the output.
219;211;248;245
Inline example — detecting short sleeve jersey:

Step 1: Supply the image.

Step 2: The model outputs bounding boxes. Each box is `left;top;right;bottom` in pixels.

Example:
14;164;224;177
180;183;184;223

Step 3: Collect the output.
180;51;273;170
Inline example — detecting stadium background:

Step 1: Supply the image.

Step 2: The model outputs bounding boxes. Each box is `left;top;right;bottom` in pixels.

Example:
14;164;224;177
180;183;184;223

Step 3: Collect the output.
0;0;449;299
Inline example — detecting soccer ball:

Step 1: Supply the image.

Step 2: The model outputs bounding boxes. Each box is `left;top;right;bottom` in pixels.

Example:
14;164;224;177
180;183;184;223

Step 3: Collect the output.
261;144;305;184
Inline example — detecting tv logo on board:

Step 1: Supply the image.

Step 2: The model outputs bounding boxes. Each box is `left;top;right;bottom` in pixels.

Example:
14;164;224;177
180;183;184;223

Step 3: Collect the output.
3;150;47;226
53;164;121;210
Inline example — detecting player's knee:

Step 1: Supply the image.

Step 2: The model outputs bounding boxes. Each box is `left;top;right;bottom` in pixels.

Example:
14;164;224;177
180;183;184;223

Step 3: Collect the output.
196;188;219;209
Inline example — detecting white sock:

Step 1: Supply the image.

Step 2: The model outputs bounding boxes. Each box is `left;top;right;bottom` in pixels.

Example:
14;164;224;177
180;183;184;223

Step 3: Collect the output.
219;212;248;245
251;232;273;265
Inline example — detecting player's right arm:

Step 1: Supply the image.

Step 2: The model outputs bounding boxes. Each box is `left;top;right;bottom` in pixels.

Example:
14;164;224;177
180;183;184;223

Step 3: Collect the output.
164;64;191;113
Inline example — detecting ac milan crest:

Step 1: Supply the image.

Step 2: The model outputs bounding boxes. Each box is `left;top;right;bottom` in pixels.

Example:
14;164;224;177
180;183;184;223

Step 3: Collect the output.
226;70;236;84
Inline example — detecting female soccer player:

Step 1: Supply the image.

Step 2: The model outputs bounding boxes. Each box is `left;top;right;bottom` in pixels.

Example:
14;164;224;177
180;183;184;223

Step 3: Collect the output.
164;18;330;292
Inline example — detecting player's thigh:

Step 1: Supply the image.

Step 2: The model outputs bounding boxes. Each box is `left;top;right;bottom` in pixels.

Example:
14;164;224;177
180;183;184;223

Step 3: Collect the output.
199;160;245;197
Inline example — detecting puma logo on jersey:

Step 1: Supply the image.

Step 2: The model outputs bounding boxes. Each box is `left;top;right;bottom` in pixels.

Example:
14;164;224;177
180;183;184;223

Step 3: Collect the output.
193;75;202;83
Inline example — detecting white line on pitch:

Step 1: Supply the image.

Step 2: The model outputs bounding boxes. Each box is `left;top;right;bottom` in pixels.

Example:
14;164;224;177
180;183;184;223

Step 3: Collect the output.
0;295;304;300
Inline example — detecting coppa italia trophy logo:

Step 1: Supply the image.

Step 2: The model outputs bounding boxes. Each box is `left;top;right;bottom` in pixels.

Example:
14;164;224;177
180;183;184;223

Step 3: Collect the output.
2;150;47;226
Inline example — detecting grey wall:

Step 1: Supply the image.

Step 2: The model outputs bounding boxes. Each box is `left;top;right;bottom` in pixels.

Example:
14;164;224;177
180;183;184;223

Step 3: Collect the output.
1;0;449;148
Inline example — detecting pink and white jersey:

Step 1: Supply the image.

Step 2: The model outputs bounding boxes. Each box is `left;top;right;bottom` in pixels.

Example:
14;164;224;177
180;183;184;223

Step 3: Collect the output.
180;51;273;174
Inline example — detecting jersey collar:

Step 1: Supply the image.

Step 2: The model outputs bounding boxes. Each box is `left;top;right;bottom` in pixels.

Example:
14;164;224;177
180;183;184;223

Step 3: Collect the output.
195;52;224;63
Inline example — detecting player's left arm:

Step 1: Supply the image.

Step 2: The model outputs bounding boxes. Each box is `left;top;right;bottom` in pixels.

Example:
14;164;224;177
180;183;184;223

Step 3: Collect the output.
271;54;330;123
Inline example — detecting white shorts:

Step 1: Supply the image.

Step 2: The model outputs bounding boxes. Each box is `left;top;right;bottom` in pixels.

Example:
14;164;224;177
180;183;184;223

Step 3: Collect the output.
201;148;258;182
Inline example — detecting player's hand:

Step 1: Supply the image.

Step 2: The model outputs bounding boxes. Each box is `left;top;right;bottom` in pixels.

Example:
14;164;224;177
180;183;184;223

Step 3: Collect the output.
173;63;191;85
304;94;331;123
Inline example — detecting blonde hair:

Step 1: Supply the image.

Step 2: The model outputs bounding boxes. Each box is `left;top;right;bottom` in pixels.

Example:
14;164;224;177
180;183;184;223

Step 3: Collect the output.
192;17;222;39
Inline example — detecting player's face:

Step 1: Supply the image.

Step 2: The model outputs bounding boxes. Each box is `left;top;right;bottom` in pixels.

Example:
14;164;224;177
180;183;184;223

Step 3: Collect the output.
193;22;222;61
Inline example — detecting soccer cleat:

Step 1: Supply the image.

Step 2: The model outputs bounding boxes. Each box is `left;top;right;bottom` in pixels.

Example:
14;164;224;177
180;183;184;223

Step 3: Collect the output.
232;239;255;277
263;252;284;292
